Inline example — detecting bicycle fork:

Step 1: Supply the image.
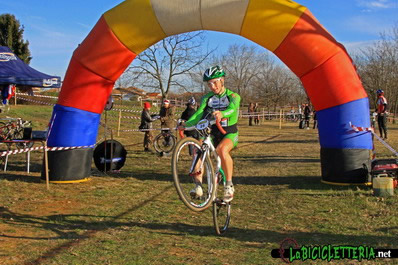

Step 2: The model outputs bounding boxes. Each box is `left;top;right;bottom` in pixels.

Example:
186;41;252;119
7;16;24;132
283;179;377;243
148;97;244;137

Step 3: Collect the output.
189;146;207;176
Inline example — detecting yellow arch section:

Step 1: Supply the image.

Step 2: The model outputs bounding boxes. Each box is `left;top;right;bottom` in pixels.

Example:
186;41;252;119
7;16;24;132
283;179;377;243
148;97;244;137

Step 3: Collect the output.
104;0;167;54
241;0;306;51
104;0;306;54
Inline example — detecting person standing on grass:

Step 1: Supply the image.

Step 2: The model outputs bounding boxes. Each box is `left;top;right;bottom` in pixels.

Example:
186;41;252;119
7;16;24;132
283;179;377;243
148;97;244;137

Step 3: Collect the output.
254;102;260;125
248;102;255;126
180;97;199;140
303;103;311;129
313;110;317;129
179;66;240;202
376;89;388;139
159;99;175;146
139;102;159;152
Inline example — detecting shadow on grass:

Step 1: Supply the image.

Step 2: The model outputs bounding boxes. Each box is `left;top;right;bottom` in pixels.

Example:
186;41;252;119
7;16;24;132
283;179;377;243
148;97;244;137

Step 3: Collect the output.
239;139;319;145
234;175;372;192
93;169;174;182
237;154;320;164
0;160;42;173
1;206;396;265
0;172;41;183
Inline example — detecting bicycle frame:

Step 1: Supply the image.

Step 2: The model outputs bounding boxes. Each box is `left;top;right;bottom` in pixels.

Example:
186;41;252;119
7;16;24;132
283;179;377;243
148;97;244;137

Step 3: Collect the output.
185;119;226;189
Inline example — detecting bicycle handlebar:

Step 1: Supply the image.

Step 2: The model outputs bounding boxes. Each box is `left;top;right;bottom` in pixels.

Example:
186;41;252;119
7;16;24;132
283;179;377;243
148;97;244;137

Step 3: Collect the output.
179;119;226;139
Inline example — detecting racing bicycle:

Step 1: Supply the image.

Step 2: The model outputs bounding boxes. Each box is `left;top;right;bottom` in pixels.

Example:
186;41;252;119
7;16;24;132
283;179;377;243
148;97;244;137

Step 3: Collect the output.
172;117;231;235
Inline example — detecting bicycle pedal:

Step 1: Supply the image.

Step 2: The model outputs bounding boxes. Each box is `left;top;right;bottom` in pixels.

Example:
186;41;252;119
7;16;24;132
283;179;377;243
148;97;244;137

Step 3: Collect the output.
215;198;227;206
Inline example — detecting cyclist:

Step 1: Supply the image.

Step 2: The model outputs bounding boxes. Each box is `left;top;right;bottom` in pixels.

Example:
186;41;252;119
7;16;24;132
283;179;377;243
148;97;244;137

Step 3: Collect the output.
180;66;240;202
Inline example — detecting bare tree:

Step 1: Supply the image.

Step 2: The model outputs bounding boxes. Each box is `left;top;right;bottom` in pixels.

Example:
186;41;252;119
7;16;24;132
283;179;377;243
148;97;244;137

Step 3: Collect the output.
253;64;301;111
217;44;263;104
355;23;398;113
128;31;214;99
115;70;137;89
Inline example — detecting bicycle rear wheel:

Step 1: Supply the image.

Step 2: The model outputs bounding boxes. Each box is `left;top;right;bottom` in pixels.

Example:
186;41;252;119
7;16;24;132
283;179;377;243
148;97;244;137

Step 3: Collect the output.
154;132;176;154
212;176;231;235
213;198;231;235
172;137;216;212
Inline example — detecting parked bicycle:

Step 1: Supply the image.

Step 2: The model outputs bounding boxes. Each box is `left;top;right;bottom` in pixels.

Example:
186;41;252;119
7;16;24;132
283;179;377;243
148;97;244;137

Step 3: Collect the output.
172;116;231;235
0;118;33;148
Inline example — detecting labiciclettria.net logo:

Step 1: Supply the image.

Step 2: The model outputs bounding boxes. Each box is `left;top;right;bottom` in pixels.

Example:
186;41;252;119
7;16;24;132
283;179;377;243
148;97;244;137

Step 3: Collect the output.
271;238;397;263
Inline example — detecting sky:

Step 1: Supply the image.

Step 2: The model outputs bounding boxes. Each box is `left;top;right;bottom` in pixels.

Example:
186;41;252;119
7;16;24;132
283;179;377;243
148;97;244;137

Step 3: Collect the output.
1;0;397;78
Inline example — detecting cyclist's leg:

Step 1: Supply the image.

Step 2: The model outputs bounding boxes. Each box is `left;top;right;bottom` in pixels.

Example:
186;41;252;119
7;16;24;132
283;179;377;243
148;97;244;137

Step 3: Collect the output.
216;133;238;202
216;134;238;182
192;138;204;182
189;138;205;197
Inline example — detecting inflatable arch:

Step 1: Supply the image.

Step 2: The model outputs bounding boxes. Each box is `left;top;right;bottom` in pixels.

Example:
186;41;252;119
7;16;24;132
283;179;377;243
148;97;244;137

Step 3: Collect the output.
47;0;372;184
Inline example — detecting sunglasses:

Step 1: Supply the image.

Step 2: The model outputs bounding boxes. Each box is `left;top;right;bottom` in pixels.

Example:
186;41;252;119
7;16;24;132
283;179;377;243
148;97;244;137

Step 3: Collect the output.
207;78;222;86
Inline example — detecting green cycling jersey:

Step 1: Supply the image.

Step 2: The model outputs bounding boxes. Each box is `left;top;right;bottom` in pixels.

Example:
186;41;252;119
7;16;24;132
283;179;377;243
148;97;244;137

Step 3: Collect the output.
185;88;240;128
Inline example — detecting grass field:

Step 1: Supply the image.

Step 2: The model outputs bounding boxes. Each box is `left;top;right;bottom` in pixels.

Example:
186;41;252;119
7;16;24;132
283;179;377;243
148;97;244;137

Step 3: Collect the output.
1;105;398;265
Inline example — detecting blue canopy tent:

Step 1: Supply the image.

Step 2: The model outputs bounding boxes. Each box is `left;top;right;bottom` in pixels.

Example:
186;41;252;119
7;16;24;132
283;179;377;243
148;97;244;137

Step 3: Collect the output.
0;46;61;88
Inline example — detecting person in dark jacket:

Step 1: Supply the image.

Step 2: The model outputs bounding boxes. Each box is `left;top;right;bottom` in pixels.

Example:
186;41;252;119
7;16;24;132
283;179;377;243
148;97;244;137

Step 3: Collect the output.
313;109;318;129
140;102;158;152
180;97;199;139
303;103;311;129
159;99;175;146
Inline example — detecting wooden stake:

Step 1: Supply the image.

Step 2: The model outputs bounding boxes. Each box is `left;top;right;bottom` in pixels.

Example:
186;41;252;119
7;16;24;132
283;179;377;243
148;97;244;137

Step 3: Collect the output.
117;110;122;137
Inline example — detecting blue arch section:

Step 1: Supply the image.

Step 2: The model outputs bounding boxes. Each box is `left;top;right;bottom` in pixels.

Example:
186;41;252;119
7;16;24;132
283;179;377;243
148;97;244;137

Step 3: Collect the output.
317;97;372;149
47;105;100;147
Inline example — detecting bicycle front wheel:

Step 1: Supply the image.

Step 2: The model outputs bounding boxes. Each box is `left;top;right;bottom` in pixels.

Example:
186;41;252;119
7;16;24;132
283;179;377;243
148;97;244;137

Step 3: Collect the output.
172;137;216;212
154;132;177;154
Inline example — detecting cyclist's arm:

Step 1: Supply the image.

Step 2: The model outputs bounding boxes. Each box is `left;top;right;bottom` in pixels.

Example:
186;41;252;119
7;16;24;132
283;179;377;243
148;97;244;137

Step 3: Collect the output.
221;92;240;118
185;94;210;127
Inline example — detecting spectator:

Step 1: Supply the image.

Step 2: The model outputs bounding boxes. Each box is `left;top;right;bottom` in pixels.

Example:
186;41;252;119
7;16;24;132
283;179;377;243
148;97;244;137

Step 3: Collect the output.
298;104;303;121
313;110;318;129
159;99;176;145
290;106;295;121
376;89;388;139
139;102;159;152
254;103;260;125
248;102;255;126
303;103;311;129
180;97;199;139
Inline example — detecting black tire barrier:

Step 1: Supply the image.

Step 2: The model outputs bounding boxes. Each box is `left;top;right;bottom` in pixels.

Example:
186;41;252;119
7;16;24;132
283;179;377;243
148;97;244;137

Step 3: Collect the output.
93;140;127;172
320;148;371;184
41;148;93;182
